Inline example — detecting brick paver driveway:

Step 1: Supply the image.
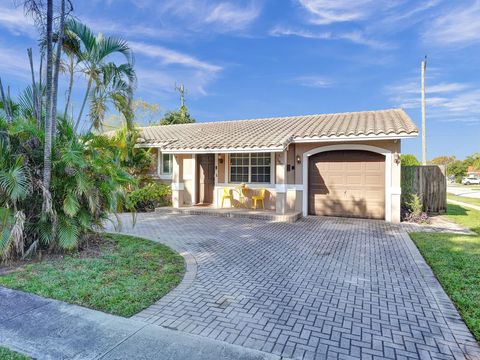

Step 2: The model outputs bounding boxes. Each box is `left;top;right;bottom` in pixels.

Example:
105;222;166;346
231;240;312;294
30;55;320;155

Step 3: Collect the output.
111;213;479;360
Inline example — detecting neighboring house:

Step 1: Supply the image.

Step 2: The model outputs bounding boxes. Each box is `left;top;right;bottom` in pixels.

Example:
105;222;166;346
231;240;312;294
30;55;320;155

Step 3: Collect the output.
467;166;480;177
136;108;418;223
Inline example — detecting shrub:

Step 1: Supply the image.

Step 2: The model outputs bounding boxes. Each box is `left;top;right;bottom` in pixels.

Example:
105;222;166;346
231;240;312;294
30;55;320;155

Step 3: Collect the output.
0;116;135;261
402;194;429;224
127;183;171;212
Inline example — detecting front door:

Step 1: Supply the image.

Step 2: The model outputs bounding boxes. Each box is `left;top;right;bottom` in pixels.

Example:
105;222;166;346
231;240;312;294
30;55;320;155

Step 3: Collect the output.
197;154;215;204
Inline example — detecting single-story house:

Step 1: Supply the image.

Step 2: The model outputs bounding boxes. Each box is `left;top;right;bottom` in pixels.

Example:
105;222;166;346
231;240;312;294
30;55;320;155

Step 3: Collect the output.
137;108;418;223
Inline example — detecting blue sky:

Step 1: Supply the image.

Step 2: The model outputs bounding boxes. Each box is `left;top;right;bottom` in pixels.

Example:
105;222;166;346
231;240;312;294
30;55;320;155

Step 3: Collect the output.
0;0;479;160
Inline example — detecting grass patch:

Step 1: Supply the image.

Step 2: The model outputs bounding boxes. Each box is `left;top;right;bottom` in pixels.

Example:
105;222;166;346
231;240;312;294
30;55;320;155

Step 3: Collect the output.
0;347;29;360
410;204;480;341
448;194;480;208
0;234;184;317
445;203;480;234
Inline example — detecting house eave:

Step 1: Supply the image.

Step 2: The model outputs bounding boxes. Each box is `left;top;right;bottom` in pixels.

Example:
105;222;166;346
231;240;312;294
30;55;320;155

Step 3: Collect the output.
135;132;418;153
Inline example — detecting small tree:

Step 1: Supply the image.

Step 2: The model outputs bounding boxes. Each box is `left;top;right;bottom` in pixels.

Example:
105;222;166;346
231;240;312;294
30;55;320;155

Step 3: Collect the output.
160;84;195;125
401;154;420;166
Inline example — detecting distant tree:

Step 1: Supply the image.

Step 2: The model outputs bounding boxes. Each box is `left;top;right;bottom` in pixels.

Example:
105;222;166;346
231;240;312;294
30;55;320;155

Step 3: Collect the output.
102;98;161;130
464;152;480;169
159;84;195;125
401;154;420;166
429;155;456;175
449;160;469;183
160;108;195;125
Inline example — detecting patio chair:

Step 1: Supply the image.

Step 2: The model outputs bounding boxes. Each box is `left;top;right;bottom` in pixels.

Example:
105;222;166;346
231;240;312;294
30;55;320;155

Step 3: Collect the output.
221;187;233;208
251;189;266;210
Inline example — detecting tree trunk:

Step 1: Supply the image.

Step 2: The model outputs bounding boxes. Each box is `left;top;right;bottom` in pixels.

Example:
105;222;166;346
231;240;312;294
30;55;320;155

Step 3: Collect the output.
39;54;43;124
27;48;40;127
0;77;12;123
51;0;65;138
42;0;54;199
63;56;74;120
74;76;92;133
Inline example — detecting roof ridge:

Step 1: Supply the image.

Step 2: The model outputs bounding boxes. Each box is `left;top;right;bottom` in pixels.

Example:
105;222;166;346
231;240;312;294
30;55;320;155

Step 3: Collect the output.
138;108;404;130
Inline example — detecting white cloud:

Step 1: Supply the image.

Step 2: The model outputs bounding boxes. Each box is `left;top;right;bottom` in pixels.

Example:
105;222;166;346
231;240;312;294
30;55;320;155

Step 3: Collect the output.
0;5;35;36
136;67;216;97
387;78;480;124
81;17;175;39
205;2;261;31
0;44;30;80
297;0;376;25
293;75;333;88
129;42;222;73
424;1;480;47
269;26;390;49
156;0;261;33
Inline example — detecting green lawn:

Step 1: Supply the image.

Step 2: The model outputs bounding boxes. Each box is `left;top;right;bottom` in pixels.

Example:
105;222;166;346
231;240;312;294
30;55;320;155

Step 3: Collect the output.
410;204;480;341
448;193;480;208
0;347;29;360
0;234;184;317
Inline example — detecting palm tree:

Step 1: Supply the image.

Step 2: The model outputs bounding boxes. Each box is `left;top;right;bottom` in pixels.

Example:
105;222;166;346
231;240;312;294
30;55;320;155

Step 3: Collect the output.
64;19;136;132
88;62;135;131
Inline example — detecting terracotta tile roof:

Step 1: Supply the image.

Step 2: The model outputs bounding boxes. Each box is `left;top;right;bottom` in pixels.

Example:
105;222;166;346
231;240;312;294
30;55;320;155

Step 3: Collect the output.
136;108;418;152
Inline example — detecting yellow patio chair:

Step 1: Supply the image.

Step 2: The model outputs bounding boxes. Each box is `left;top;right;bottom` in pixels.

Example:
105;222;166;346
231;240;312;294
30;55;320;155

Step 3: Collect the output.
251;189;266;210
221;187;233;208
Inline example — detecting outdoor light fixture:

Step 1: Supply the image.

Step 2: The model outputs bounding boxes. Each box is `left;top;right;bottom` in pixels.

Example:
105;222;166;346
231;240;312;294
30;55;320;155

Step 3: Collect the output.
394;152;401;165
218;154;224;164
296;155;301;164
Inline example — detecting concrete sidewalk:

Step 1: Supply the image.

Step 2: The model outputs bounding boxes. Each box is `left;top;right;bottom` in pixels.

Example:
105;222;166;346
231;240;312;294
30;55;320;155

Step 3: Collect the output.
448;198;480;212
0;287;279;360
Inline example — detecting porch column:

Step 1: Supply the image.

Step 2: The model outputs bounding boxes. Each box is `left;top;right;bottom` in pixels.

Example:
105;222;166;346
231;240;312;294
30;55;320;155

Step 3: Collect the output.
172;154;184;208
275;150;287;214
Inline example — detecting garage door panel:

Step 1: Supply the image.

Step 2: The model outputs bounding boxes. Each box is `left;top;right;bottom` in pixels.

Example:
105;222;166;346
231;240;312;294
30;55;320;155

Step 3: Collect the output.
365;174;383;185
346;175;362;185
309;150;385;219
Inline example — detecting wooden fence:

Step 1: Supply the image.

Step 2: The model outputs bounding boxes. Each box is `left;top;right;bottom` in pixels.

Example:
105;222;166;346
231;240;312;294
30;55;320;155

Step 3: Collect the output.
401;165;447;213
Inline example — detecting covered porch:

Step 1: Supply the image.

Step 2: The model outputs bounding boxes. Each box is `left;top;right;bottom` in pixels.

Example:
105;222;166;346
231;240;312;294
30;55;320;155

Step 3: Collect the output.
169;150;297;215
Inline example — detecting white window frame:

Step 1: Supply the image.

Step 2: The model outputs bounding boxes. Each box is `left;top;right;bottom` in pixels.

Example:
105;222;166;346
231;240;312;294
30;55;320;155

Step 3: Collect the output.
229;152;273;184
158;151;173;180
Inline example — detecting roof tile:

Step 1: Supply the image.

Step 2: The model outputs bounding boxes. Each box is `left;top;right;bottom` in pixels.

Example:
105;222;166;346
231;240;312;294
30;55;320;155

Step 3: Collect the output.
135;108;418;151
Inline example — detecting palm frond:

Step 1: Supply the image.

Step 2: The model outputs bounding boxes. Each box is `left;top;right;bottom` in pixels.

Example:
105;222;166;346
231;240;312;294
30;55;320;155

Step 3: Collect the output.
57;215;79;250
63;192;80;217
0;157;30;203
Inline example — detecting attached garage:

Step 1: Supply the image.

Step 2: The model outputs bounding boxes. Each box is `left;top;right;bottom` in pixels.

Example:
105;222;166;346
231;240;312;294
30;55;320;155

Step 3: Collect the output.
308;150;385;219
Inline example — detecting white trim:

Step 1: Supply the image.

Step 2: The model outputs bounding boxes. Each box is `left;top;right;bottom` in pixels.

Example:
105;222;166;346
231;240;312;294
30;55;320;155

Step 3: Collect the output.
228;152;273;184
292;133;416;143
183;175;193;181
172;182;185;191
224;154;228;184
192;154;197;205
391;187;402;195
161;147;283;154
157;151;173;179
276;184;287;193
302;144;393;222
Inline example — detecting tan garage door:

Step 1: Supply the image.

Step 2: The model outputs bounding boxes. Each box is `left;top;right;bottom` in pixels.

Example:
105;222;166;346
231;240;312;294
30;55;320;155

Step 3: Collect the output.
308;150;385;219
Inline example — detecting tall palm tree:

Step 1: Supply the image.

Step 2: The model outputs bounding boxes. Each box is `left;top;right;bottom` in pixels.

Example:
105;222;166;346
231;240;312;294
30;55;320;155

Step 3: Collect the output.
43;0;54;201
64;19;136;132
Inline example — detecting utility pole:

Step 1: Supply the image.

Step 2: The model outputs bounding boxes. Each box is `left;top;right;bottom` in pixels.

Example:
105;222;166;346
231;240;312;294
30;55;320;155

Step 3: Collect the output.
175;83;186;107
421;56;427;165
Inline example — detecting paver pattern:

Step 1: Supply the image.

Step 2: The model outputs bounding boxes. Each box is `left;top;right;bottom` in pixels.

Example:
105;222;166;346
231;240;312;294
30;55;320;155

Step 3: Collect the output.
110;213;479;359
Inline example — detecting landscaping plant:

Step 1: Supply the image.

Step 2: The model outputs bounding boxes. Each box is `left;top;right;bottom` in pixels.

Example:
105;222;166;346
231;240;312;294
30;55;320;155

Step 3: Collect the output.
0;114;135;261
127;183;172;212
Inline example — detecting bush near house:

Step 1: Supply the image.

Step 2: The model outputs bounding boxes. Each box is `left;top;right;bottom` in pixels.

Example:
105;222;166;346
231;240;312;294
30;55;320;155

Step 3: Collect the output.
127;183;172;212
